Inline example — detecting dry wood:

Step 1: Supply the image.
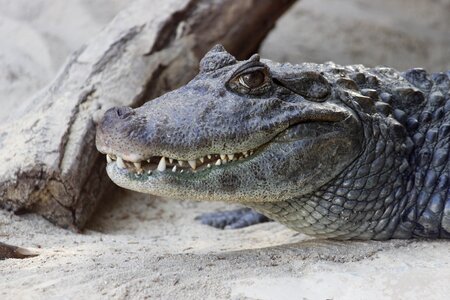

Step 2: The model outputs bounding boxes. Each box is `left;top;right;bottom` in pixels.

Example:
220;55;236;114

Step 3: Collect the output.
0;242;38;260
0;0;296;229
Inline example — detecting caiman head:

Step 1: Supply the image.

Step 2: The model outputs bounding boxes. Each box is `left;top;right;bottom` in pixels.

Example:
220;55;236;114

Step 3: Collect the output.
96;45;365;203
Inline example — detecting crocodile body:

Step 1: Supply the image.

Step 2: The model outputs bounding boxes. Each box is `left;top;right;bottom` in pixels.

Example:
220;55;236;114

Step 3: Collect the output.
96;45;450;240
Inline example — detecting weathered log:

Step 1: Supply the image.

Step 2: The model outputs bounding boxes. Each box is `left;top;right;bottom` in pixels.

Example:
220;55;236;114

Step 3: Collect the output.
0;242;38;260
0;0;296;229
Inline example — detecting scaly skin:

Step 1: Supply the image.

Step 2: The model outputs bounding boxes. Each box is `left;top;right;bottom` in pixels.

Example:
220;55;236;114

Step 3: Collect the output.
96;45;450;240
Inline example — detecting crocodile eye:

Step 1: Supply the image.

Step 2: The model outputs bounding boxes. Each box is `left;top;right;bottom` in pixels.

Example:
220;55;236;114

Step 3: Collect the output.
239;71;266;89
228;65;272;95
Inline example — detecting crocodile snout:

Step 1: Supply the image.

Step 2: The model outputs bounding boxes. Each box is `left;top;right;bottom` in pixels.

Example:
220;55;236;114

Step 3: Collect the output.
96;106;145;162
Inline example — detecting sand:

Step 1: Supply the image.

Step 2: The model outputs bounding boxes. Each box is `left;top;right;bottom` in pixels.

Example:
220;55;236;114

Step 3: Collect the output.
2;190;449;299
1;0;450;299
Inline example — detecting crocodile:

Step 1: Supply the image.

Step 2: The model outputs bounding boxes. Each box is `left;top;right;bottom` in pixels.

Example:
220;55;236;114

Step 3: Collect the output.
96;45;450;240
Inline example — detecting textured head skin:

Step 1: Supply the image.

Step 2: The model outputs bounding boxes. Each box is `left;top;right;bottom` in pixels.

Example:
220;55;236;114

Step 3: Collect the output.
96;45;364;203
97;45;450;240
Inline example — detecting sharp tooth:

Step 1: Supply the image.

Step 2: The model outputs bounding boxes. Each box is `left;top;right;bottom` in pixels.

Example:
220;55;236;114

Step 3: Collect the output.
172;165;177;172
134;162;141;170
147;170;152;175
106;155;112;163
199;157;205;163
147;159;151;163
220;154;226;160
207;163;211;168
215;159;221;166
157;157;166;171
180;170;184;173
249;150;254;155
117;157;126;169
178;161;185;167
227;154;234;161
188;160;197;169
169;158;174;164
207;154;212;159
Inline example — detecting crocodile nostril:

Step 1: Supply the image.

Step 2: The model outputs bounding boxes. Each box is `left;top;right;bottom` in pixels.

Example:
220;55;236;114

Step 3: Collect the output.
101;107;135;127
115;106;134;119
116;106;133;119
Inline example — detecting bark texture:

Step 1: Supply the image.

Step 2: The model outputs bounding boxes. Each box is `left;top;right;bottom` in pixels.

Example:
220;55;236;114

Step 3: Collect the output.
0;242;38;260
0;0;296;229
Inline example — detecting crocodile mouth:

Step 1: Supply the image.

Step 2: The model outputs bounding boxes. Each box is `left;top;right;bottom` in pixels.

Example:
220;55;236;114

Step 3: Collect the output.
98;96;357;182
104;148;258;177
100;107;361;202
103;117;347;180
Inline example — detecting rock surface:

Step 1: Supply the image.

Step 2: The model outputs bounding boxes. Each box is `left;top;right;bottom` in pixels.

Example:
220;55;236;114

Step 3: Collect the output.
261;0;450;71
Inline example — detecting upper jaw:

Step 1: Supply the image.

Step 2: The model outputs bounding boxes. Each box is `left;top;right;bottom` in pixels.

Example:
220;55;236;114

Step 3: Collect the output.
97;101;354;175
101;117;353;177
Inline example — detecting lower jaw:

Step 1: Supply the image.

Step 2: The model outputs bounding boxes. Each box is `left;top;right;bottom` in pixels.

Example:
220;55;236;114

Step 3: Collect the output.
104;130;349;201
105;158;272;203
106;162;176;196
106;162;227;201
104;143;298;204
105;157;228;193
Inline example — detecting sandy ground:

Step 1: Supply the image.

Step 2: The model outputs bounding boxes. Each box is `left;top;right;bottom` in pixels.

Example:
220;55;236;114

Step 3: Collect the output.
1;0;450;299
2;190;450;299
